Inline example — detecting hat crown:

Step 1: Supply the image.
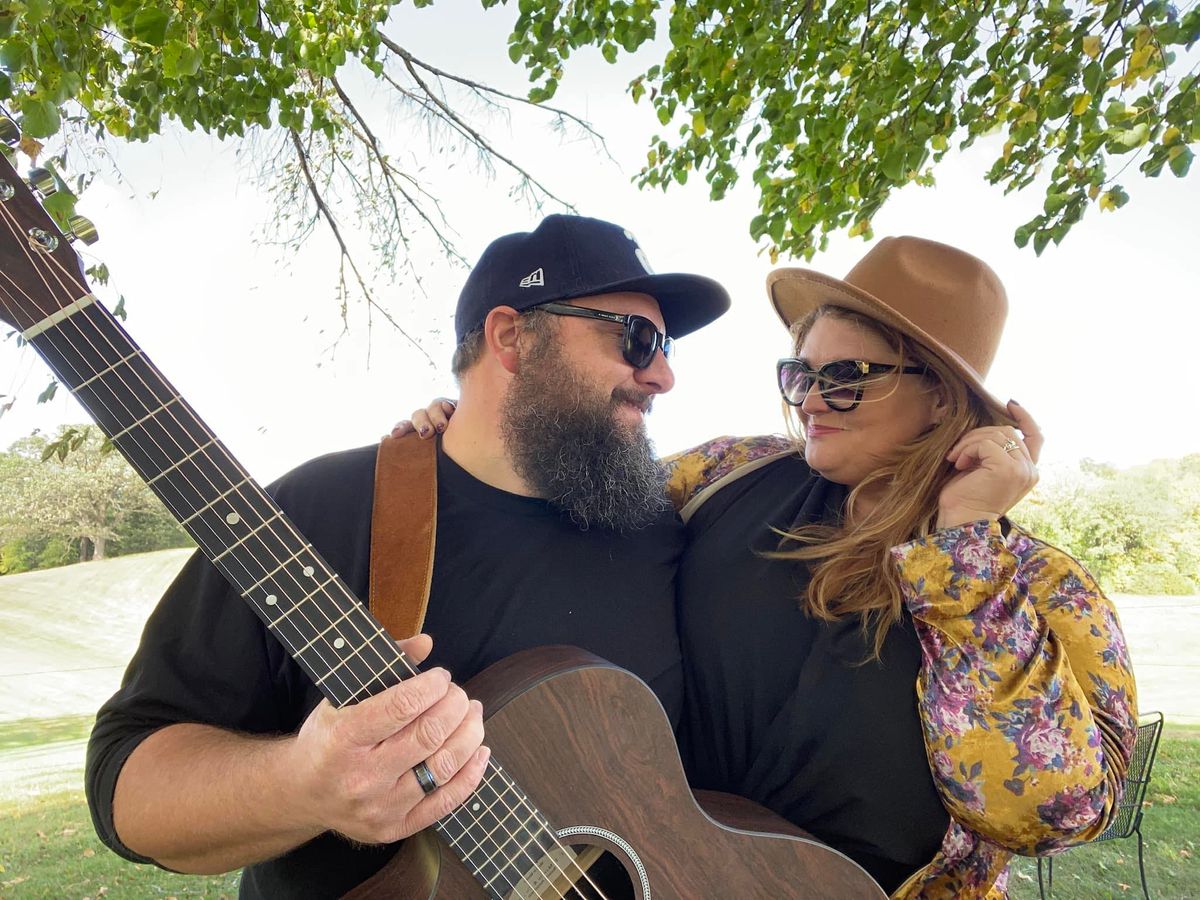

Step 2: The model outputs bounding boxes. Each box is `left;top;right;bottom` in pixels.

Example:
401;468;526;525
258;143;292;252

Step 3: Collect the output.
454;214;729;341
841;236;1007;379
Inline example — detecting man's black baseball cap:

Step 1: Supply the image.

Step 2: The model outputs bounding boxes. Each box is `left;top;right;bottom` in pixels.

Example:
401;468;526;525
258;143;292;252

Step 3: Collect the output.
454;214;731;342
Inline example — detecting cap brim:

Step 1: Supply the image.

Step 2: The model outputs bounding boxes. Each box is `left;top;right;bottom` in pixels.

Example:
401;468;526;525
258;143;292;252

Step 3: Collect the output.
768;268;1014;425
561;272;730;338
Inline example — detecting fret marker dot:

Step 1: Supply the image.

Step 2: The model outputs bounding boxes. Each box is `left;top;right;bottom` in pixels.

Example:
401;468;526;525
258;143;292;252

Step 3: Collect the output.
225;512;240;525
472;802;481;812
265;595;278;606
333;637;346;649
303;565;315;577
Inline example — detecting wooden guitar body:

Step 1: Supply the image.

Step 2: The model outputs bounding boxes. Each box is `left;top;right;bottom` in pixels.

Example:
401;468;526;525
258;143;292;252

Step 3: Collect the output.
348;647;885;899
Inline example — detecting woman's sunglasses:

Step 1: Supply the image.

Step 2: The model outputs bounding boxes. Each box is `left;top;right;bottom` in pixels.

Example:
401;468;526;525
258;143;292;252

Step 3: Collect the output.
777;358;926;412
538;302;673;369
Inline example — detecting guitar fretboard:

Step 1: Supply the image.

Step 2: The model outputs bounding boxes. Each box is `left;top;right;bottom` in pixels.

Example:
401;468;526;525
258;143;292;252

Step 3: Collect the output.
21;292;590;898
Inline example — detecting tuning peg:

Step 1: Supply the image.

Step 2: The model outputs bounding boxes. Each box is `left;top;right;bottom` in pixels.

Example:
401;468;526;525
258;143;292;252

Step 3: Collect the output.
67;214;99;245
27;167;56;195
0;117;18;147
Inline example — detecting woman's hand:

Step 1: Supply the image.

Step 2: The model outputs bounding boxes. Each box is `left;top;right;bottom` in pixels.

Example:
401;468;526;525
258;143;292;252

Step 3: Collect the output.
936;401;1042;529
390;398;458;440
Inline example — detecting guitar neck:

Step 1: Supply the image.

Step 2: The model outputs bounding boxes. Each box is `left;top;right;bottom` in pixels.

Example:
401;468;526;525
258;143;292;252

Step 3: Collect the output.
22;294;573;897
25;295;401;706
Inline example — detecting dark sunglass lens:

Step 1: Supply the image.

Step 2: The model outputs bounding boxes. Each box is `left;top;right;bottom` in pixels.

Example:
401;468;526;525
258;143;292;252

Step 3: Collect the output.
778;362;812;404
821;361;869;410
624;318;660;368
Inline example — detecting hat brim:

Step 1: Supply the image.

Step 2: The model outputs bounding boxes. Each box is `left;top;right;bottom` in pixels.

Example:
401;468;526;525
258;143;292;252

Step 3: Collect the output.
560;272;730;339
768;268;1014;425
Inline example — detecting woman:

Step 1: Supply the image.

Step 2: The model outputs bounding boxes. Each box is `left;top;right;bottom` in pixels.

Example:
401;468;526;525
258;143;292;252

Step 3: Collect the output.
401;236;1137;898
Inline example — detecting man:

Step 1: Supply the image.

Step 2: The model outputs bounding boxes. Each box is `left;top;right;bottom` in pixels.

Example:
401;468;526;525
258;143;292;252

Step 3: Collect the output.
85;215;729;897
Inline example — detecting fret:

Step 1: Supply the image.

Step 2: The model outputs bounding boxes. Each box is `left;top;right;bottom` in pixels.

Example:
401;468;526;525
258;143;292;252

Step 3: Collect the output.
72;349;142;392
182;477;253;524
476;814;545;879
269;578;341;633
311;626;398;689
246;546;313;594
482;828;545;888
109;395;184;441
212;511;285;562
146;438;217;485
458;789;539;861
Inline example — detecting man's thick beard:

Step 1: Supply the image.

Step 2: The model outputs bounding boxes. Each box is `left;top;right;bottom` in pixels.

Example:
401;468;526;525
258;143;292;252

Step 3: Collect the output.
500;344;671;533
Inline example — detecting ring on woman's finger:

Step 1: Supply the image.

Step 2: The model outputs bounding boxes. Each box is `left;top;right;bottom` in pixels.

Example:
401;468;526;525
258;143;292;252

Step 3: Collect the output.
412;760;439;795
1001;439;1020;454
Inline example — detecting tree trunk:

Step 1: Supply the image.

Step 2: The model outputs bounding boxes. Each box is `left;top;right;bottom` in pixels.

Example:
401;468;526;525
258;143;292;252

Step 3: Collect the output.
93;535;107;560
78;536;93;562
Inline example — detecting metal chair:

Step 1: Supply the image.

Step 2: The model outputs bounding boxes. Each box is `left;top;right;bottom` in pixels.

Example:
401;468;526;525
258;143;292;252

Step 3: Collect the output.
1037;711;1165;899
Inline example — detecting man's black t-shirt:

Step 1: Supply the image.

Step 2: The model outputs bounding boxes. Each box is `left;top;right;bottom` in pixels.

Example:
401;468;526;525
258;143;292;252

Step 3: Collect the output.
86;443;684;898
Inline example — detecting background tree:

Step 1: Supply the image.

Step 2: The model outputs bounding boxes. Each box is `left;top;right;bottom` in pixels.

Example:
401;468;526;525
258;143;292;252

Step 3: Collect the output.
0;426;192;572
2;0;1195;289
1013;454;1200;593
506;0;1199;260
0;0;604;359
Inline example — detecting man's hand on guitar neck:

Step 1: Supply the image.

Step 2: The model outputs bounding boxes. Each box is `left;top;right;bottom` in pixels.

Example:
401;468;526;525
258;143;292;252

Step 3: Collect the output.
111;634;490;874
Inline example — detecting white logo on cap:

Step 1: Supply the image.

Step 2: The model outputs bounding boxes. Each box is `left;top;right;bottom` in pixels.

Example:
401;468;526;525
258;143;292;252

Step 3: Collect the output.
519;268;544;288
623;229;655;274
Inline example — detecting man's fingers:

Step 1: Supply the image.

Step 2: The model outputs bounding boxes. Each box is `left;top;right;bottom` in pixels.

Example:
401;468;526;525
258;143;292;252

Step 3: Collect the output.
402;745;492;835
374;682;473;771
343;668;453;746
416;699;486;787
395;633;433;666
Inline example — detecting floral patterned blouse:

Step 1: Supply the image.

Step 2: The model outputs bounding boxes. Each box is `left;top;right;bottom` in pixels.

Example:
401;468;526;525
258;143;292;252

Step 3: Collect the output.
667;435;1139;899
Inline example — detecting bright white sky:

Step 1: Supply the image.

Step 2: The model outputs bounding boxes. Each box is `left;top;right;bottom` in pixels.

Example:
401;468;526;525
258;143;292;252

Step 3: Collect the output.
2;5;1198;483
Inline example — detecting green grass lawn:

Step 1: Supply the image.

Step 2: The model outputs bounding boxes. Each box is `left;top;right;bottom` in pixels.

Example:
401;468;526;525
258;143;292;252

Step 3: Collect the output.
0;790;241;899
1;732;1195;898
1007;730;1199;899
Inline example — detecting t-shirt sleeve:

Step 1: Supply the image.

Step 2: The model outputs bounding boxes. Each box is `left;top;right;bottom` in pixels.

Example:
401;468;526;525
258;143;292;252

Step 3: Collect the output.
84;548;296;863
83;445;377;865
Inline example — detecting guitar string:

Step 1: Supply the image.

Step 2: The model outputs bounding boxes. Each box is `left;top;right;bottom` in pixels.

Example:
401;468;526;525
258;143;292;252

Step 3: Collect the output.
0;204;611;898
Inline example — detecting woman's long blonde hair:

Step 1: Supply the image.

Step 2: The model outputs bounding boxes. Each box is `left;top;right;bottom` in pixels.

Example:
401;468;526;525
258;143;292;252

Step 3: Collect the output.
776;305;998;659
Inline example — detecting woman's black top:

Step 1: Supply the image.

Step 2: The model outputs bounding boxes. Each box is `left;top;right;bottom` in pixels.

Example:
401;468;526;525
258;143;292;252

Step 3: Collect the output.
677;453;950;893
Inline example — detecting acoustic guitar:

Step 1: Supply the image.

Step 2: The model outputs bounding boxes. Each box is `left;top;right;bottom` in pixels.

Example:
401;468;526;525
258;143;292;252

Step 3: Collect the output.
0;137;885;899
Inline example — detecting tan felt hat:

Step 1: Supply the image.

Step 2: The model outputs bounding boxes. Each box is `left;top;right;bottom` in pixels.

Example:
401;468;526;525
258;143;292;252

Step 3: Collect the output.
767;236;1013;424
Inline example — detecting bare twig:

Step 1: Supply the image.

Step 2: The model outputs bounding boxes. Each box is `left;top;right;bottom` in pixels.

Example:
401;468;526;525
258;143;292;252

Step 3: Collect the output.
286;129;435;367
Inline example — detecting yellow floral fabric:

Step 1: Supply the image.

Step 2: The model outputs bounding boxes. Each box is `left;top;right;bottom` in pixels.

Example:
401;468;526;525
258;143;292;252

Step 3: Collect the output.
667;436;1139;899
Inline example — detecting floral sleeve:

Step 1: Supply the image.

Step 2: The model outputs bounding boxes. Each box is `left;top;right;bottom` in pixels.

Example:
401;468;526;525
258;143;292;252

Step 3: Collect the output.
890;519;1138;856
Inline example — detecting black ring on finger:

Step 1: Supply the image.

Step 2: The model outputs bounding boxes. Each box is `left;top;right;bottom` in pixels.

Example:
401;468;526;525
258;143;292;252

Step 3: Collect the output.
412;760;438;795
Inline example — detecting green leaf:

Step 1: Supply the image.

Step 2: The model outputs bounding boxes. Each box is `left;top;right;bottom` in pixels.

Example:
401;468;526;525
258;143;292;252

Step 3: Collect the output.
1169;146;1193;178
36;380;58;404
131;9;171;47
0;38;30;72
18;97;60;138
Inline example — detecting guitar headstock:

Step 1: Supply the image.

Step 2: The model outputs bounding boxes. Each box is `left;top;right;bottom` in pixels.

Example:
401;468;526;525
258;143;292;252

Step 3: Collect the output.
0;123;96;334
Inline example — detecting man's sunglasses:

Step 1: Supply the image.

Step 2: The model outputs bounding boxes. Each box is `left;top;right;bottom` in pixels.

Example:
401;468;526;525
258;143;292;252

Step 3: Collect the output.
538;302;673;369
776;358;926;412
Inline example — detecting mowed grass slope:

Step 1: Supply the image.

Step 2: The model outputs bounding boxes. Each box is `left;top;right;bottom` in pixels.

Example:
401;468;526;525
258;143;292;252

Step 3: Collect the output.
0;549;193;724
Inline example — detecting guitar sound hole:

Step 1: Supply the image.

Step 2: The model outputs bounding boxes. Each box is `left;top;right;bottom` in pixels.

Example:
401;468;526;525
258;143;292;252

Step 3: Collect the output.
557;844;636;900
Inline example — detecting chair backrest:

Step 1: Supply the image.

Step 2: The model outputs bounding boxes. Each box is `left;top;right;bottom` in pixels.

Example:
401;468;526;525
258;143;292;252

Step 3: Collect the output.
1096;711;1165;842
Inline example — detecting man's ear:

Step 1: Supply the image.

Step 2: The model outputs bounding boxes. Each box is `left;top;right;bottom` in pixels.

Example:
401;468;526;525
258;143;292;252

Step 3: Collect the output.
483;306;524;375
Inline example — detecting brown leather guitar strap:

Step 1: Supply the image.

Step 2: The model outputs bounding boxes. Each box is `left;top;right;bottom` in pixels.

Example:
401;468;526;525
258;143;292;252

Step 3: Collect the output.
369;432;437;639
